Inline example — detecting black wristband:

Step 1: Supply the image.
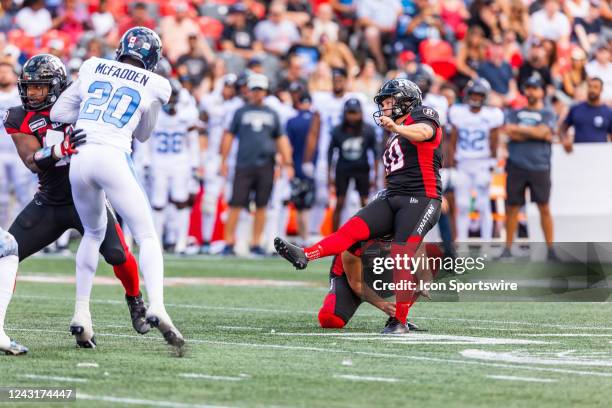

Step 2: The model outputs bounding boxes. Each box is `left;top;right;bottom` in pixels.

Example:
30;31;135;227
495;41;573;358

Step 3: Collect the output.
33;146;59;170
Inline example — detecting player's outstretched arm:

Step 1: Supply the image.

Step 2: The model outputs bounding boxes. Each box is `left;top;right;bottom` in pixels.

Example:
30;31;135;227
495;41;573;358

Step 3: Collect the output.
379;116;434;142
50;79;82;124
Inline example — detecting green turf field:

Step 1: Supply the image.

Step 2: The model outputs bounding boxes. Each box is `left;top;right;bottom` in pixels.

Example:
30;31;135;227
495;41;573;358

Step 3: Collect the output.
2;255;612;407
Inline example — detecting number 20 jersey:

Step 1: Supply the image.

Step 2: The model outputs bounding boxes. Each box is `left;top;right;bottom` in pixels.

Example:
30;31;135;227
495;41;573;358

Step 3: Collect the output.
74;57;171;152
448;104;504;162
382;105;443;200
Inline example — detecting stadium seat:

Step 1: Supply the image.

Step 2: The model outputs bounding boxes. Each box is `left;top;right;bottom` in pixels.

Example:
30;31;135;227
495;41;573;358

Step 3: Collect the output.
198;17;224;41
419;39;457;80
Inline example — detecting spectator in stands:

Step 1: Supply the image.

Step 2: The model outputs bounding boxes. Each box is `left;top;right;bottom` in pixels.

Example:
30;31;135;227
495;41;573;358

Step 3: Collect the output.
356;0;403;73
313;3;339;43
585;44;612;103
309;60;333;92
254;2;300;57
52;0;88;41
560;77;612;151
468;0;502;42
439;0;469;40
160;2;200;63
477;40;515;104
573;1;603;54
319;34;358;78
176;34;211;91
562;47;588;99
352;59;383;100
500;0;529;43
455;25;486;89
501;76;557;260
90;0;115;38
220;74;294;256
327;98;378;231
117;2;155;40
530;0;571;42
287;22;321;75
518;40;553;93
277;54;308;93
221;4;262;61
0;1;18;34
286;0;312;27
398;0;446;54
15;0;52;37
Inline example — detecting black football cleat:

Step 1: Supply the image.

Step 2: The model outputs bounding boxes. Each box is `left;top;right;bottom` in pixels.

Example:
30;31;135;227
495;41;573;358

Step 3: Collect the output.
126;292;151;335
406;321;426;331
274;237;308;270
70;325;97;348
381;317;409;334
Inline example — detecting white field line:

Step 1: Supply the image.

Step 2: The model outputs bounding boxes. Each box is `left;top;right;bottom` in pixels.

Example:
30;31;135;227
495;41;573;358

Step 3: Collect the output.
271;332;549;345
16;274;316;288
468;327;520;331
333;374;400;383
518;333;612;337
77;393;231;408
486;375;557;383
461;349;612;367
216;326;264;331
8;327;612;378
180;373;249;381
76;362;99;368
13;294;612;331
21;374;88;383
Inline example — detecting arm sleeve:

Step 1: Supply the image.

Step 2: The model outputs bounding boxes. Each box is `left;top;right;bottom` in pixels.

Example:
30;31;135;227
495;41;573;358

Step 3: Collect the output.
133;99;161;143
505;109;517;125
493;107;505;128
49;79;82;124
3;108;23;134
229;109;241;135
563;105;575;127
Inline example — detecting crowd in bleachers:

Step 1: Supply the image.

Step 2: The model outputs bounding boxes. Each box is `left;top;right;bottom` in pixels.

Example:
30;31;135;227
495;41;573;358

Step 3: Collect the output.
0;0;611;254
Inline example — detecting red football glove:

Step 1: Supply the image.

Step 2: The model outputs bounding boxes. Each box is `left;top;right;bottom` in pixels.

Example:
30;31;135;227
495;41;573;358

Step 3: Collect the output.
53;127;86;159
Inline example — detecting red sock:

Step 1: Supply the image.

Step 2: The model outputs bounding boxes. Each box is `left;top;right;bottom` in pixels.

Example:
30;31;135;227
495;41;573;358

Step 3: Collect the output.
395;301;414;325
304;216;370;260
112;224;140;297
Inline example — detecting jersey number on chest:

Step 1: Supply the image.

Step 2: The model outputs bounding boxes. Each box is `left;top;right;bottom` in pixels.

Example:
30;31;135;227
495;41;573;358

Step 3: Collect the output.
80;81;141;128
383;137;405;174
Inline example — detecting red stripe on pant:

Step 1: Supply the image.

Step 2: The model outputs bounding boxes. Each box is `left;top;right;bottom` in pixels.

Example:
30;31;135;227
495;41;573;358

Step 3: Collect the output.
305;216;370;261
318;293;346;328
112;223;140;297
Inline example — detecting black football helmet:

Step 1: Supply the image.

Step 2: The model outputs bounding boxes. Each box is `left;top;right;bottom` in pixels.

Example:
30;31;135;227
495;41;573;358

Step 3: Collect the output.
465;78;491;108
18;54;67;111
115;26;162;72
373;79;422;124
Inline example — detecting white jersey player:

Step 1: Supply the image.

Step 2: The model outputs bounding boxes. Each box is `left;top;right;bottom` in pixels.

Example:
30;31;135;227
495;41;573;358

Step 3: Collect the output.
0;65;34;228
50;27;184;353
199;74;241;247
0;227;27;355
149;79;200;254
449;79;503;241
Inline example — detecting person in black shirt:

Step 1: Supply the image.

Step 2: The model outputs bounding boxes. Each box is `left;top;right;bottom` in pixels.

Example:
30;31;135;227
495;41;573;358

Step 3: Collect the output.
176;34;210;89
517;41;553;93
220;4;262;60
328;98;379;231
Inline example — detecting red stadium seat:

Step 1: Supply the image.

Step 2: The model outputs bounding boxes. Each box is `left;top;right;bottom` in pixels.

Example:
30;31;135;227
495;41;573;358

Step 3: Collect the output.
419;39;457;80
198;16;224;41
7;29;36;56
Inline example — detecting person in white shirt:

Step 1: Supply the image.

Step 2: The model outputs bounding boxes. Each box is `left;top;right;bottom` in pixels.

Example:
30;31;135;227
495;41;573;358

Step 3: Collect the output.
14;0;53;38
254;2;300;56
50;27;184;355
529;0;571;42
585;44;612;104
449;79;503;242
356;0;403;72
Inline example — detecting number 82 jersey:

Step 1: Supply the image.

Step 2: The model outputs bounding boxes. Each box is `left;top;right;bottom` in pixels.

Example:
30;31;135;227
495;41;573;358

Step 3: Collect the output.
382;105;443;200
61;57;171;153
448;104;504;162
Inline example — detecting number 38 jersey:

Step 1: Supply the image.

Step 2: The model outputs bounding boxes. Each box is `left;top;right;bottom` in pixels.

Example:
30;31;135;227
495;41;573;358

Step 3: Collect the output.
61;57;171;153
448;104;504;161
383;105;443;200
150;106;199;166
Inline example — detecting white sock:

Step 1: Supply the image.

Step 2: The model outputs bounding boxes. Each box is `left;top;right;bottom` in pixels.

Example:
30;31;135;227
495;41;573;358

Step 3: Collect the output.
0;255;18;339
139;236;165;307
202;212;215;243
153;209;165;246
174;207;190;253
73;296;91;323
75;232;102;301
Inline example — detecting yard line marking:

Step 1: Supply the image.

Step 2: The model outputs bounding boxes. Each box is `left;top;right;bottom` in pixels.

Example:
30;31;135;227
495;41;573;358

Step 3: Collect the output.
77;393;231;408
16;274;317;288
333;374;400;383
271;332;550;345
76;362;99;368
14;294;612;330
518;333;612;337
21;374;88;383
217;326;264;331
461;349;612;367
8;327;612;378
468;327;519;331
180;373;249;381
486;375;557;383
